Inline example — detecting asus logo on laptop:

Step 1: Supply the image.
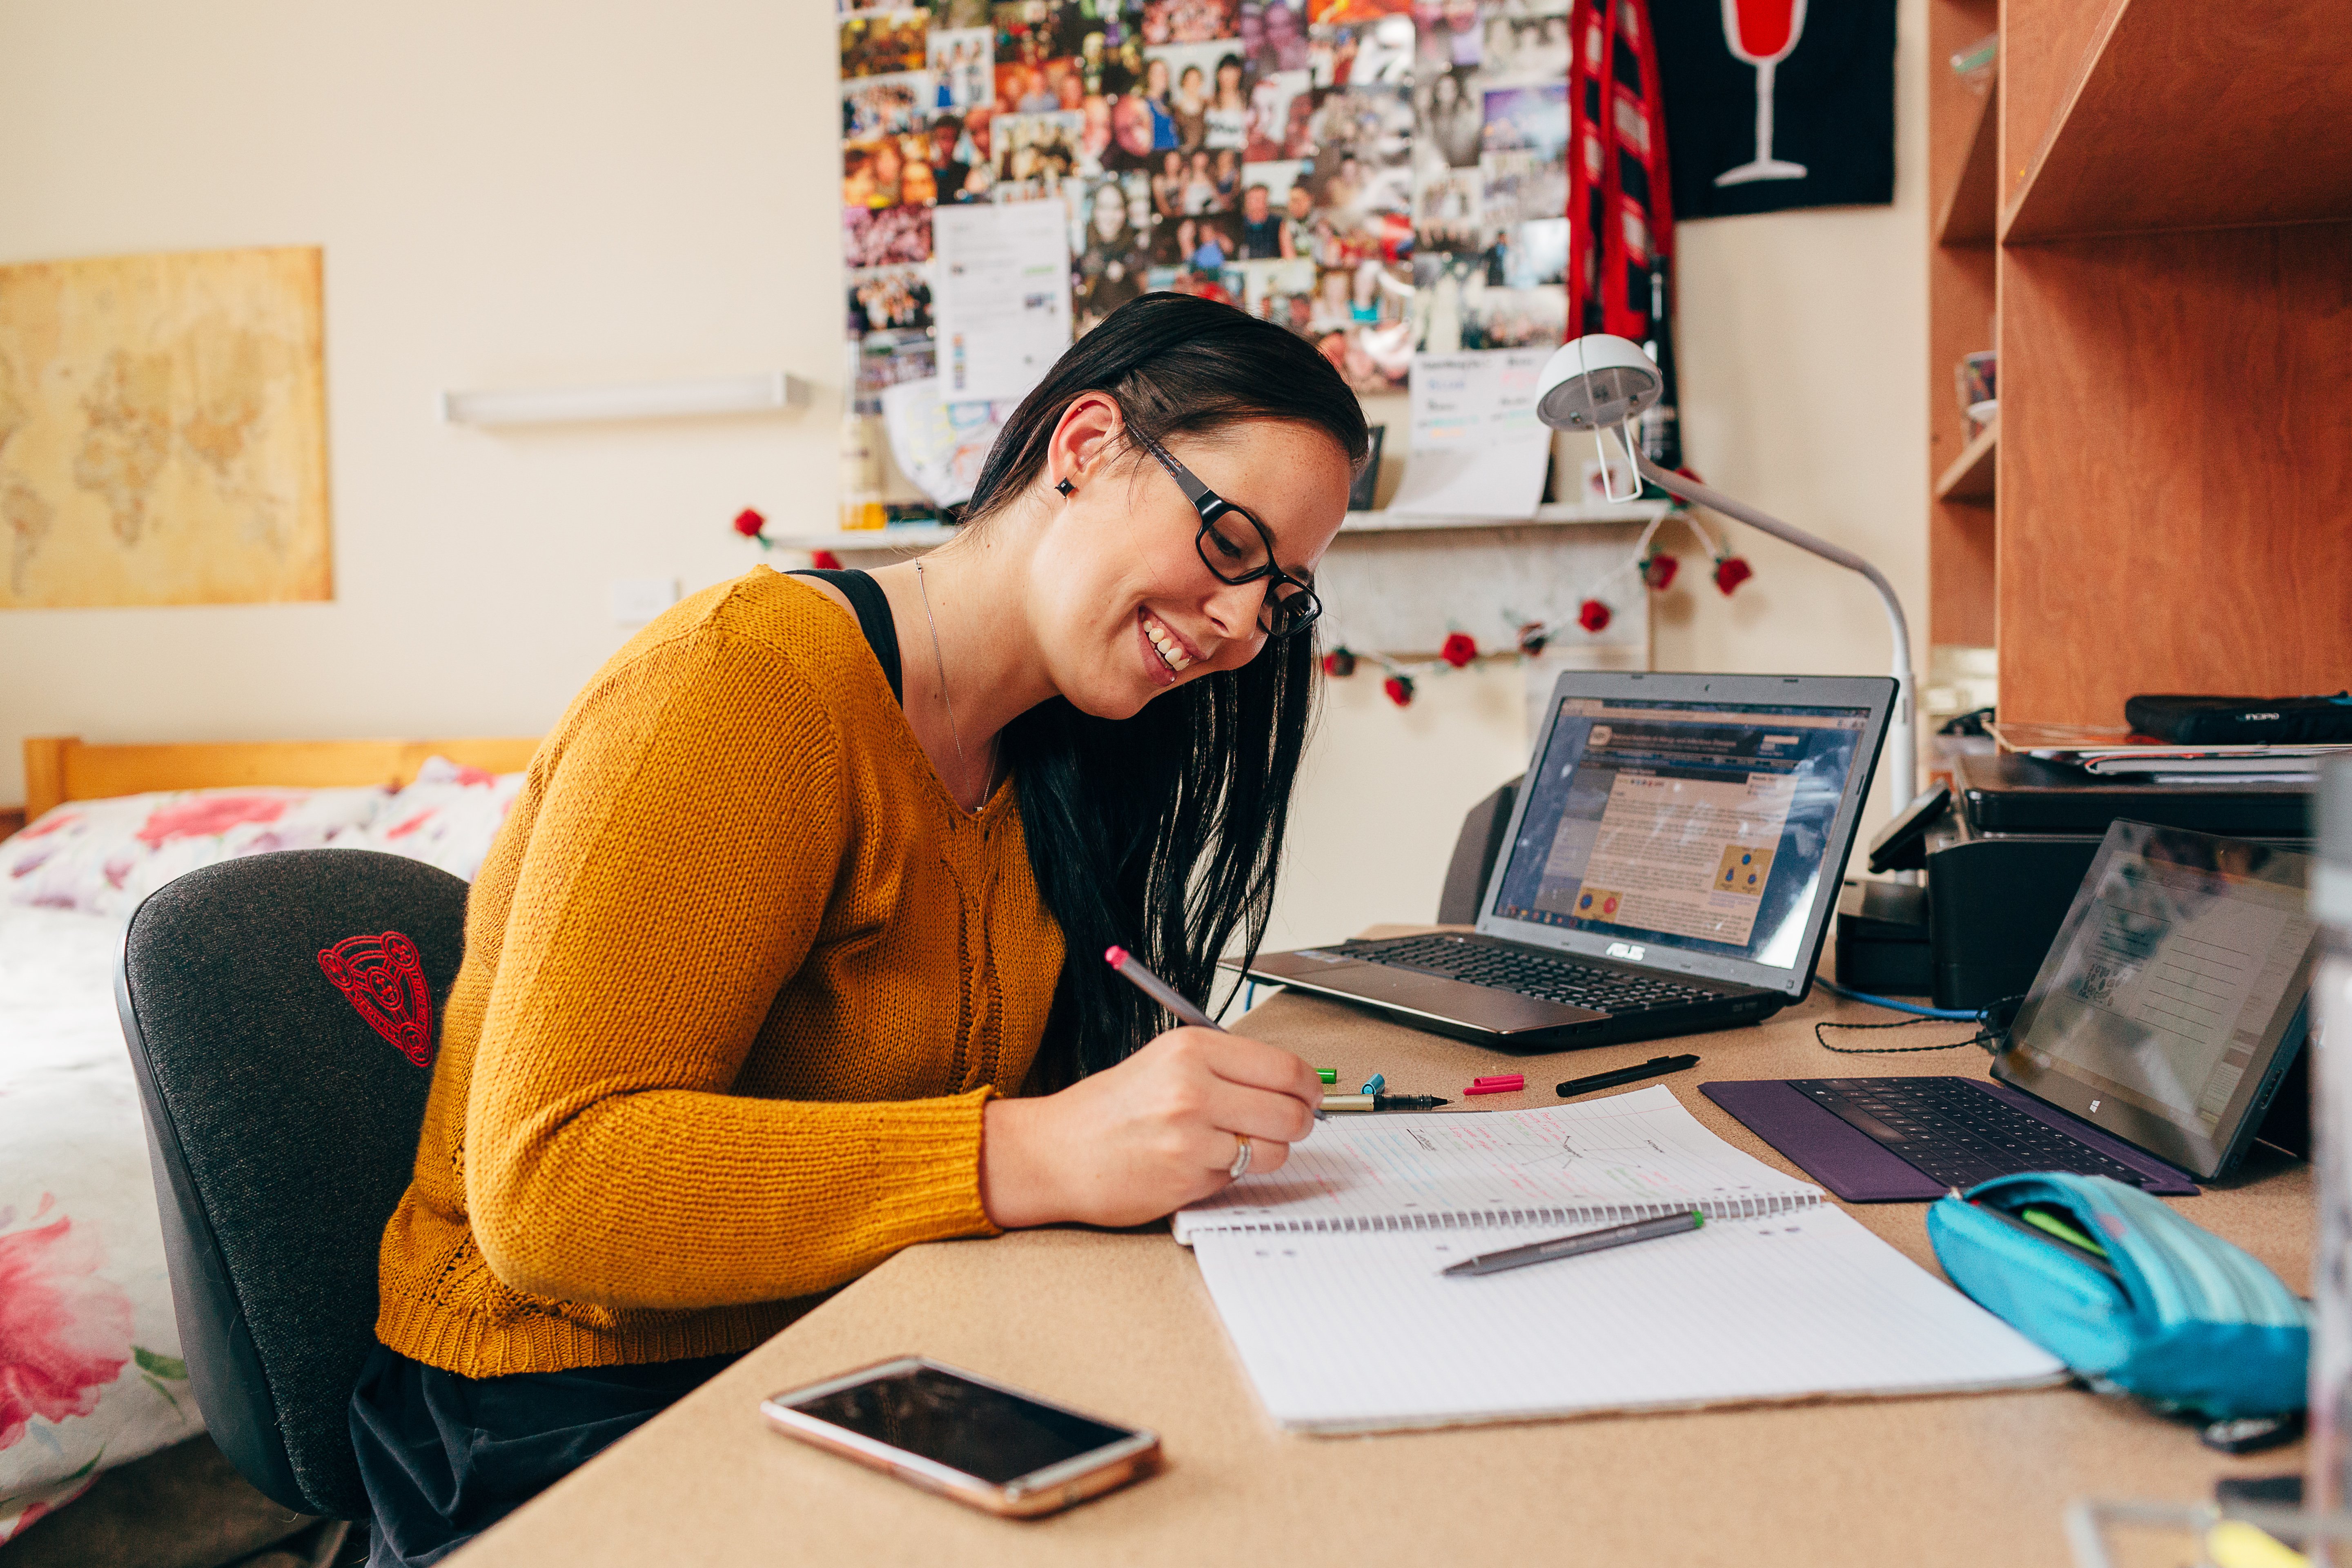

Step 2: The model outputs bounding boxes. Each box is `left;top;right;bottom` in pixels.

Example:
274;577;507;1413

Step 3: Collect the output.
1606;942;1646;962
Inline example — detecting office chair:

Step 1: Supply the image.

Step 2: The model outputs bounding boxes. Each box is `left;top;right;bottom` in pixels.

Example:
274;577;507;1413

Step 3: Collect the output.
1435;775;1523;925
116;850;468;1521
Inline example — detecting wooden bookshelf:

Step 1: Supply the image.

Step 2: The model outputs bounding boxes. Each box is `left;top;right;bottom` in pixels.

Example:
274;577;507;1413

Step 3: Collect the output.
1926;0;2352;727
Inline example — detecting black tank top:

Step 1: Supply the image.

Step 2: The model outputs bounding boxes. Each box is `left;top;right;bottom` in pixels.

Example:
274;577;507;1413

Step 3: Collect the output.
786;568;901;704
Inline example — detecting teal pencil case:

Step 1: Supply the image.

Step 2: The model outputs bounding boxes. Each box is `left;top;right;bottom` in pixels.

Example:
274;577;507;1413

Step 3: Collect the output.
1926;1172;2309;1420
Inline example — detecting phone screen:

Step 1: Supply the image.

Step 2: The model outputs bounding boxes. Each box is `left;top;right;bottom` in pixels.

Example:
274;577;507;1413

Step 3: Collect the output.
786;1365;1132;1483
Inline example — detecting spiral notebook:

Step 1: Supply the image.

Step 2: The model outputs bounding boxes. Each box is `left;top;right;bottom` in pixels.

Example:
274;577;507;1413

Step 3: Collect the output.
1176;1087;2066;1433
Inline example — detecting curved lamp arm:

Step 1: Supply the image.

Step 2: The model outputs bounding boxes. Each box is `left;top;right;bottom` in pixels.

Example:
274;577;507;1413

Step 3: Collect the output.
1627;448;1917;813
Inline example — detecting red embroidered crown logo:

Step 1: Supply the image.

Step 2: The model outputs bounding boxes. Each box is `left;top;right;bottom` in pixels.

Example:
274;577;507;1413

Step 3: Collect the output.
316;931;433;1068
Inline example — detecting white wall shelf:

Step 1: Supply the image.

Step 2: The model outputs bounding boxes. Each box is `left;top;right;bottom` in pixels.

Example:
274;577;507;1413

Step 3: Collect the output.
755;501;1671;555
441;372;810;426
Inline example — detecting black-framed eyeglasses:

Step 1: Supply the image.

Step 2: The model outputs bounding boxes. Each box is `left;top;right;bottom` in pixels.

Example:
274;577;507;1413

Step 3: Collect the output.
1136;435;1323;639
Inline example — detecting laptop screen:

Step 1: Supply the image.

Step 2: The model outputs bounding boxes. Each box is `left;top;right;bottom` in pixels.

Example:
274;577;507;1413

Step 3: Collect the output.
1488;695;1874;971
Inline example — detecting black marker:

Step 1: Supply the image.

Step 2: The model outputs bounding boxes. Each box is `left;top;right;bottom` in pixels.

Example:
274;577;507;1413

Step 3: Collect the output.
1555;1053;1699;1099
1320;1093;1451;1112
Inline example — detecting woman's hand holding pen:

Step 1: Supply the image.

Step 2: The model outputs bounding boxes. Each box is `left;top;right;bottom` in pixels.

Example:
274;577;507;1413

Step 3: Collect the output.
978;1027;1324;1229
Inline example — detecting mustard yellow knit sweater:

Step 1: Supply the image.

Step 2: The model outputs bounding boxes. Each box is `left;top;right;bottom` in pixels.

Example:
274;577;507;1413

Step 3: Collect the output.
374;568;1063;1377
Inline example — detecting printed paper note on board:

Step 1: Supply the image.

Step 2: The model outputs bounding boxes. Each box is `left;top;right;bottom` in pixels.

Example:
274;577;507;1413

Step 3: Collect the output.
933;202;1071;406
1384;347;1551;518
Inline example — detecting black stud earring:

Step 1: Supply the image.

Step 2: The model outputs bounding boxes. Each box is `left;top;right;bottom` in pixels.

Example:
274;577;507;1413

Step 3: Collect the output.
1054;478;1076;496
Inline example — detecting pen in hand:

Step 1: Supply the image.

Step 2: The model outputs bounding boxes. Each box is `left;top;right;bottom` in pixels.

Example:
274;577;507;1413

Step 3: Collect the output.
1103;946;1325;1119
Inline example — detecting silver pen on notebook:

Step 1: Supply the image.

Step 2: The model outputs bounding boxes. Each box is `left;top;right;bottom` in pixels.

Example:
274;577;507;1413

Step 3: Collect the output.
1102;945;1324;1120
1442;1209;1705;1277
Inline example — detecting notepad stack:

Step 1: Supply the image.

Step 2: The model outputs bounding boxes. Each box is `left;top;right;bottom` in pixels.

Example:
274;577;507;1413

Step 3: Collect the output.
1174;1086;2065;1433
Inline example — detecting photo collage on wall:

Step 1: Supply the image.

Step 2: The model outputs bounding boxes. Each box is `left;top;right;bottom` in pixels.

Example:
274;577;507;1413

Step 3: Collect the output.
840;0;1573;409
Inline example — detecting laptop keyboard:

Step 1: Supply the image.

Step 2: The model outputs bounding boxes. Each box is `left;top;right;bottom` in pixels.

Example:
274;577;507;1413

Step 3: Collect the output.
1345;935;1724;1016
1791;1077;2157;1190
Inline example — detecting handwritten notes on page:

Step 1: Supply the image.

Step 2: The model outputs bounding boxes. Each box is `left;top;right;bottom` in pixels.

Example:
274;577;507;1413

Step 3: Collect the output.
1172;1085;1820;1241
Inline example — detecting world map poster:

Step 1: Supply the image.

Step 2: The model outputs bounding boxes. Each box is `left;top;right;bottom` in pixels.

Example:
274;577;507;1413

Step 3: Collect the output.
0;246;331;608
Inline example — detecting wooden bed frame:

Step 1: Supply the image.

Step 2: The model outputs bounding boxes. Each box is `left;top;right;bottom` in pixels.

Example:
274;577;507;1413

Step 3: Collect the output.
19;735;544;822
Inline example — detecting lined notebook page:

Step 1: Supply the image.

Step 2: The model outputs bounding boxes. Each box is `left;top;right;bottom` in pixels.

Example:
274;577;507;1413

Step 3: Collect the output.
1190;1207;2068;1432
1174;1085;1820;1242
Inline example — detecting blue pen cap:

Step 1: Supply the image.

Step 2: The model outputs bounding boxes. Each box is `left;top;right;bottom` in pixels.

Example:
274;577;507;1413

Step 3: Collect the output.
1361;1073;1385;1095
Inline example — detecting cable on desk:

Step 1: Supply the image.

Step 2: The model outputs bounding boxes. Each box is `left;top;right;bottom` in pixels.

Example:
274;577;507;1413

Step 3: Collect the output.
1812;978;2022;1056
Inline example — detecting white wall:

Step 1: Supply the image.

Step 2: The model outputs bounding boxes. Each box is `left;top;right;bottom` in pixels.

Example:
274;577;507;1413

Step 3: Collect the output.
0;0;1924;956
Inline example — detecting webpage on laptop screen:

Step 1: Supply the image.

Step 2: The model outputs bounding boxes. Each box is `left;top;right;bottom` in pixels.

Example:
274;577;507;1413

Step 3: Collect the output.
1490;698;1870;970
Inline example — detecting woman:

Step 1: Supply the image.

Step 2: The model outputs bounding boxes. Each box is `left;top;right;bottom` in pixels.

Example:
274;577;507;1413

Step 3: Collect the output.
346;295;1361;1565
1205;52;1247;149
1151;147;1188;219
1142;56;1179;151
1074;181;1149;330
1182;148;1220;214
1170;62;1209;151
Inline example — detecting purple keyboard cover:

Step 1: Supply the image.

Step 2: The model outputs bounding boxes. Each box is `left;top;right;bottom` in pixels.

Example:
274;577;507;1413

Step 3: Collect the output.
1700;1078;2199;1203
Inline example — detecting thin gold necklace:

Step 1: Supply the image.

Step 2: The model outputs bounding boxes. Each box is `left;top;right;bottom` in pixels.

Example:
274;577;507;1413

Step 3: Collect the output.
913;559;995;810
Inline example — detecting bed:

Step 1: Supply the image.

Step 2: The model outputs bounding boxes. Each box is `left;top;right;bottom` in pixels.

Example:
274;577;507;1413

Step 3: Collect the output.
0;735;537;1545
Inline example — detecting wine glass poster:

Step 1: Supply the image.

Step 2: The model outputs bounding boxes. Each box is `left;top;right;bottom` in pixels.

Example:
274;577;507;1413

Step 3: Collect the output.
1649;0;1894;218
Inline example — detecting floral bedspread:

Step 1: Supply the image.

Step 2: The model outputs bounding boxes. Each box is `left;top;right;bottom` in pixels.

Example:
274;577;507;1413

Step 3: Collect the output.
0;903;202;1543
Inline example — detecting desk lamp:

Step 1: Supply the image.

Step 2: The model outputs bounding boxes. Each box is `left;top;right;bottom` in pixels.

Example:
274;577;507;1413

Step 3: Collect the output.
1535;334;1917;811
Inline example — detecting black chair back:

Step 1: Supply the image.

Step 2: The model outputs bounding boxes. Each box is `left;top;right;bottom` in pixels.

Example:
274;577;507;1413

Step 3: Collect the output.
116;850;467;1520
1435;776;1523;925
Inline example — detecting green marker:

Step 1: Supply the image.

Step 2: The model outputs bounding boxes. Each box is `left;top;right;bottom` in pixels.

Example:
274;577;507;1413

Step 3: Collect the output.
1317;1068;1337;1084
2020;1206;2107;1258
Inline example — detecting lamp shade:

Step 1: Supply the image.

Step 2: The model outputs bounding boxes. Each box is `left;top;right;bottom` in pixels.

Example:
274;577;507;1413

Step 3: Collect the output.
1536;334;1664;432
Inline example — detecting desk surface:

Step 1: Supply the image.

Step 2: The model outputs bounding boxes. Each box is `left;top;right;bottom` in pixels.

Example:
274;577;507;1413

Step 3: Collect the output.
457;943;2311;1568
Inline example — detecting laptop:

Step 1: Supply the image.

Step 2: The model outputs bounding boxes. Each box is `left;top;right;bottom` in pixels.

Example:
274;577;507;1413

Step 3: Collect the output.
1706;820;2320;1199
1234;670;1896;1051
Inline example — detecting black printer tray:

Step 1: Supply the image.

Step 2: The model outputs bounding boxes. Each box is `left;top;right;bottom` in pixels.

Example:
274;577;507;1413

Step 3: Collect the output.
1958;753;2310;836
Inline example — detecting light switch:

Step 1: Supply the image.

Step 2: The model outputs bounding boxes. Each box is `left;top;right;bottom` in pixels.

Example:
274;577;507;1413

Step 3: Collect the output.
610;577;679;626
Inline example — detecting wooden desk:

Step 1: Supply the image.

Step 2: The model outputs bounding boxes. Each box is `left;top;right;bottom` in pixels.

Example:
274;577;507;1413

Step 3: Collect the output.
457;962;2312;1568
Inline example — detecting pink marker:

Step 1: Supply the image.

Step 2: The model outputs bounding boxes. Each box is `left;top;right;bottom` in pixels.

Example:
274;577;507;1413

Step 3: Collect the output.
1464;1082;1523;1097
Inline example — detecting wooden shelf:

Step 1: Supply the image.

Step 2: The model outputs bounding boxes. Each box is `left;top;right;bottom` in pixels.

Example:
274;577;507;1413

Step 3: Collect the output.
1933;421;1997;502
1934;79;2000;247
756;502;1670;554
2004;0;2352;241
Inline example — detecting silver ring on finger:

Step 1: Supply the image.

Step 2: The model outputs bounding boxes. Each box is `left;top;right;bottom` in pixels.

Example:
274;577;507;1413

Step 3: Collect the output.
1227;1134;1253;1180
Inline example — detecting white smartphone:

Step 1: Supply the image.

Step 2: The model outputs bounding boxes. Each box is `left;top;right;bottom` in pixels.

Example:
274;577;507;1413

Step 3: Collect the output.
760;1356;1162;1519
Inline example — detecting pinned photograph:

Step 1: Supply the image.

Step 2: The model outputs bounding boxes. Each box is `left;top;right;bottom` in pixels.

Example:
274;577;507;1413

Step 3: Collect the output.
843;132;940;209
1145;40;1235;153
1412;66;1484;170
1414;165;1485;251
846;265;936;335
1481;80;1569;163
926;27;996;110
1310;0;1415;20
1239;0;1312;75
1464;282;1566;349
1244;68;1317;162
844;203;935;267
1479;146;1567;227
992;109;1088;198
1307;13;1414;88
1069;172;1155;332
1492;215;1568;288
1478;9;1570;82
843;73;931;140
841;9;930;79
1149;147;1241;218
995;57;1081;114
1307;89;1414;216
1139;0;1241;45
1236;255;1319;335
1411;0;1483;69
993;0;1091;65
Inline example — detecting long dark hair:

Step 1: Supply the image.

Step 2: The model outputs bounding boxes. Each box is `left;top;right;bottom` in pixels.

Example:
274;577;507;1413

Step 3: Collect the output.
963;293;1368;1086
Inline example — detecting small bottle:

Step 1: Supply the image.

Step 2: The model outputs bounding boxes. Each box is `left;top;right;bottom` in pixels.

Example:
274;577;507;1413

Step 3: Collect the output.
839;409;885;532
2308;754;2352;1542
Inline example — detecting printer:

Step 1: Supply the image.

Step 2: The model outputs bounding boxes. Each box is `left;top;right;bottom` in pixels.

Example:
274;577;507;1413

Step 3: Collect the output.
1841;752;2312;1010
